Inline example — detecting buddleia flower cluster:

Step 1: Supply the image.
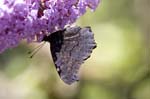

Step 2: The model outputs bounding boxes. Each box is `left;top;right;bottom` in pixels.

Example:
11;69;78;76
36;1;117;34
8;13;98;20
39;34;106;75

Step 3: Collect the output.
0;0;100;53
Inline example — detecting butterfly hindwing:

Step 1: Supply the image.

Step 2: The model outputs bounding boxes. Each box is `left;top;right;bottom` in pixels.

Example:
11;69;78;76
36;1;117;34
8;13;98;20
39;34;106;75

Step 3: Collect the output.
43;26;96;84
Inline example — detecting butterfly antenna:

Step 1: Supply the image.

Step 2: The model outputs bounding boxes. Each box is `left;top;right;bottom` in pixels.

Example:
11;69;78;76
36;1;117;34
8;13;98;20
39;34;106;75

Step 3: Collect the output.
28;42;46;58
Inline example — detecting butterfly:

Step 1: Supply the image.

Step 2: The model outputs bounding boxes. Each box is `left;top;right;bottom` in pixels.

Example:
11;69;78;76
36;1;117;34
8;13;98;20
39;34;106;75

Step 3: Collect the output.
42;26;96;85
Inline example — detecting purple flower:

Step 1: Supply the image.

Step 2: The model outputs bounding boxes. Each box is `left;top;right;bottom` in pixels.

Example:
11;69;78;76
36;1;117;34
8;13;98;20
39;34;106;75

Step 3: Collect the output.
0;0;100;53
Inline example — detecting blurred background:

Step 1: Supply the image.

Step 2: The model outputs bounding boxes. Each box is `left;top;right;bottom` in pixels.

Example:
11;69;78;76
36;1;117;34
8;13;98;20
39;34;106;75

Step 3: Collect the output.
0;0;150;99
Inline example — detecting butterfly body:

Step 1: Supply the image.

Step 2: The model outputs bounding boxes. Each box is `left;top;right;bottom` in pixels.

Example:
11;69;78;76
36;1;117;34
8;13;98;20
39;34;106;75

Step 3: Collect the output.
43;26;96;85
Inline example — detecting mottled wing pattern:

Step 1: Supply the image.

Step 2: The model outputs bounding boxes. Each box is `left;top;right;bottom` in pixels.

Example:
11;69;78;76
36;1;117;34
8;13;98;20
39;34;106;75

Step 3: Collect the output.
43;26;96;85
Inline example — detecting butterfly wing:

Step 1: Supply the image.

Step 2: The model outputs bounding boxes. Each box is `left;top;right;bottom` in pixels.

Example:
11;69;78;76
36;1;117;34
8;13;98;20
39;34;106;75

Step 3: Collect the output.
49;26;96;84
